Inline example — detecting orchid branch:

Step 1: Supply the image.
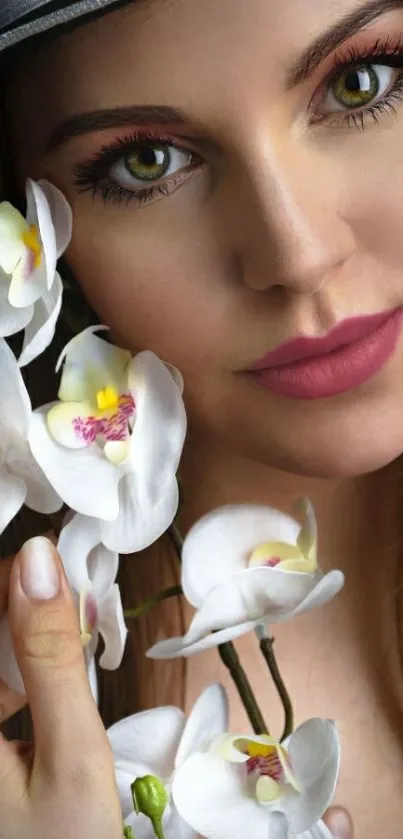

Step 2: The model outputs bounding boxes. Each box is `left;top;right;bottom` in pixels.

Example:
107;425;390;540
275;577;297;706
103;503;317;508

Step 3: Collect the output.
124;585;183;619
218;640;268;735
256;624;294;741
167;521;184;562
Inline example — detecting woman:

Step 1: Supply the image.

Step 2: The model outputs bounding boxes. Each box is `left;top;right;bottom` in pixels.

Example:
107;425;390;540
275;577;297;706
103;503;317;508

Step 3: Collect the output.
1;0;402;835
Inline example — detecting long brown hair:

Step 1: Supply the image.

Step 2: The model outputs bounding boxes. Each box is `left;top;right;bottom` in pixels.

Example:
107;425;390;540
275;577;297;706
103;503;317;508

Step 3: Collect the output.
0;15;186;742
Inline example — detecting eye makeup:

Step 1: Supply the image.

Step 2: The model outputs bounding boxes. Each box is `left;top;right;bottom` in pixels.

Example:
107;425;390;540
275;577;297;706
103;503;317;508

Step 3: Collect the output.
72;32;403;208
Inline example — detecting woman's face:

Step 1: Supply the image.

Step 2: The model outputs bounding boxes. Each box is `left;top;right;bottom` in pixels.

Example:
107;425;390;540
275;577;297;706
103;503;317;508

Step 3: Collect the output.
9;0;403;478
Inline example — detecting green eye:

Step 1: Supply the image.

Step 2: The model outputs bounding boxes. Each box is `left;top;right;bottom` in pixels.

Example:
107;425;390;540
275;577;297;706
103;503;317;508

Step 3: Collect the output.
331;64;380;109
124;145;171;182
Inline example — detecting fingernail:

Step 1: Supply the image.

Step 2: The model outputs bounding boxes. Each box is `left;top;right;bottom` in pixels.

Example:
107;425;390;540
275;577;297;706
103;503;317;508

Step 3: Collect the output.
19;537;60;600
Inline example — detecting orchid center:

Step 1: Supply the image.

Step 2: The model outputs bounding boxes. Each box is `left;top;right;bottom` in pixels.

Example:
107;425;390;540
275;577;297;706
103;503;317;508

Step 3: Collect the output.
79;587;99;647
238;739;301;804
22;224;42;270
248;537;317;573
97;385;119;412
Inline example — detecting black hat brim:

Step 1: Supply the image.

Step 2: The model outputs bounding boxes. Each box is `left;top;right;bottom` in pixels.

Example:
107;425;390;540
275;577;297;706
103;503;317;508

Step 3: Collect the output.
0;0;121;52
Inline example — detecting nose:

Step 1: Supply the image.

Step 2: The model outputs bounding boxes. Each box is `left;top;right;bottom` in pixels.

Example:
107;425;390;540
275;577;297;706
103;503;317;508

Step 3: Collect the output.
223;136;355;295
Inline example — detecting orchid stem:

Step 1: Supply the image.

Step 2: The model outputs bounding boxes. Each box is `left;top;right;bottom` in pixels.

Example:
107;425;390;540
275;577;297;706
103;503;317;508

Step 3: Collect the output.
218;640;268;735
124;585;183;619
256;626;294;742
167;522;184;562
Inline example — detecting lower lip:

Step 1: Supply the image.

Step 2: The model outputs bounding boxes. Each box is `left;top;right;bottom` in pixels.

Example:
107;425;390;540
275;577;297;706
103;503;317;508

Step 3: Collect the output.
244;308;403;399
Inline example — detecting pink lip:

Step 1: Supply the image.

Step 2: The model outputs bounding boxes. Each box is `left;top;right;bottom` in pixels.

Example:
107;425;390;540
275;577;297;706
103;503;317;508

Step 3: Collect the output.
244;307;403;399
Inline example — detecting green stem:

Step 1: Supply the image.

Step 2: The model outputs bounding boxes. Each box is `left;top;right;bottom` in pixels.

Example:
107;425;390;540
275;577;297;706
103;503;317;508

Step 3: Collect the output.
124;585;183;619
151;817;166;839
218;640;268;735
167;522;184;562
256;626;294;741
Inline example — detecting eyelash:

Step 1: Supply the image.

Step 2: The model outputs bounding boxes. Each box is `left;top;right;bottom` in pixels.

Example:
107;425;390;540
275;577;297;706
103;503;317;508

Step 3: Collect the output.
74;33;403;208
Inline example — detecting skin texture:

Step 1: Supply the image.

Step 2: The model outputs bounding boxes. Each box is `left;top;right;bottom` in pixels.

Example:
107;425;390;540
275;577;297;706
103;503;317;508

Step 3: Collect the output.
4;0;403;835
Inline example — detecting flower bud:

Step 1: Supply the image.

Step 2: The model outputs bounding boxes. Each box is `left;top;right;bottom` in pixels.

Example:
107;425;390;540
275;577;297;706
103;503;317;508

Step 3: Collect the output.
131;775;168;839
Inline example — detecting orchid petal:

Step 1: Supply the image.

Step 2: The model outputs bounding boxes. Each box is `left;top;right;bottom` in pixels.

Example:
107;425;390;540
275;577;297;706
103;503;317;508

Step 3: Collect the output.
101;474;179;554
0;615;25;694
8;441;62;514
28;408;121;519
57;514;96;592
164;362;185;395
173;753;280;839
286;572;345;622
0;280;33;337
26;179;57;291
87;653;99;706
281;719;340;833
182;505;300;607
58;515;118;599
38;179;73;258
0;338;31;437
108;706;185;776
57;328;131;401
0;468;27;534
175;684;229;769
127;351;187;508
8;256;48;309
294;497;317;569
18;272;63;367
297;820;334;839
87;540;119;600
184;567;318;644
98;584;128;669
0;203;26;274
147;619;257;659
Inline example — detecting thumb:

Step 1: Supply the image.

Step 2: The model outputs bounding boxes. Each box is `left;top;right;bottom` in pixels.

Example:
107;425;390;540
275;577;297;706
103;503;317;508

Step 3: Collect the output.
8;536;109;779
323;807;354;839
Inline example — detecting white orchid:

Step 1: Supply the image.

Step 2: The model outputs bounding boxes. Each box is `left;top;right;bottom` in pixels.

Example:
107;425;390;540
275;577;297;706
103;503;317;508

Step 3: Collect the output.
148;499;344;659
28;326;187;553
57;513;128;696
0;513;126;698
172;718;339;839
0;178;72;366
0;337;62;533
0;337;64;695
107;683;228;839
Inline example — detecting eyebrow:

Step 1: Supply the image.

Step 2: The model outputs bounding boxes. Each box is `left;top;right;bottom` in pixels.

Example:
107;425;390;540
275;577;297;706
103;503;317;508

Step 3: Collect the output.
46;0;403;151
286;0;403;89
46;105;200;151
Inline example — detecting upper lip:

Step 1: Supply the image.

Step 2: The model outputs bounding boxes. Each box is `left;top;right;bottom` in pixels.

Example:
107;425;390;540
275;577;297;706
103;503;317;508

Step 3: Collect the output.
247;307;399;370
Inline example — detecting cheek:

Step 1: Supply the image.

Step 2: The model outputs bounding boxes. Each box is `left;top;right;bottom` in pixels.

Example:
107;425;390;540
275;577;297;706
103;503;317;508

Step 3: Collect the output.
336;127;403;272
66;204;224;370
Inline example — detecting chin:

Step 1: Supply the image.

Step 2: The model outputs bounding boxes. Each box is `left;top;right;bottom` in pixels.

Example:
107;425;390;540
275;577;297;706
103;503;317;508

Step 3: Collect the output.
197;371;403;480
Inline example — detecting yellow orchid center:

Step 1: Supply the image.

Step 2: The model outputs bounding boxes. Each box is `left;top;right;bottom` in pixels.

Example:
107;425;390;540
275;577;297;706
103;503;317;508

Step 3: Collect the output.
248;537;317;573
22;224;42;269
97;385;119;412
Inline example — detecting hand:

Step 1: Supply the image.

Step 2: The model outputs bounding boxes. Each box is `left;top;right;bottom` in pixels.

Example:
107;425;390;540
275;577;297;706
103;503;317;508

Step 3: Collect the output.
0;557;27;724
324;806;354;839
0;537;123;839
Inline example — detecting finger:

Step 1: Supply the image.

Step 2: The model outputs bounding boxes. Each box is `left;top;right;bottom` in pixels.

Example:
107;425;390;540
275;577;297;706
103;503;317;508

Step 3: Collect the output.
323;806;354;839
0;679;27;724
0;558;13;613
8;536;111;779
